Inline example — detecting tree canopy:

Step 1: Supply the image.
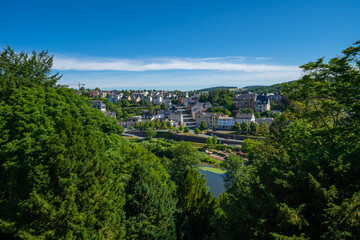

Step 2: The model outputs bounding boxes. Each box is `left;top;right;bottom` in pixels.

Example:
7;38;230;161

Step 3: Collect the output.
0;47;61;100
2;41;360;239
220;41;360;239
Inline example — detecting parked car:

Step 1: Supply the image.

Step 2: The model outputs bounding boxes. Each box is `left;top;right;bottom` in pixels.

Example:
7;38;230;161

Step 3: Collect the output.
225;137;230;139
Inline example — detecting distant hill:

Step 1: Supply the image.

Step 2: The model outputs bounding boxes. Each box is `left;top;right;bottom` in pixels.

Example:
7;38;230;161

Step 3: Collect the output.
242;81;293;93
198;86;238;92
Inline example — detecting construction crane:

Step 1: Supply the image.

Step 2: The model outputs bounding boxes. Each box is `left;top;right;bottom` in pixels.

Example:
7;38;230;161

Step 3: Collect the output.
65;82;85;89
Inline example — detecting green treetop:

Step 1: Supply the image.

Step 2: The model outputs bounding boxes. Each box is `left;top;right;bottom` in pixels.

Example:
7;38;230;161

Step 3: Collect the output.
240;121;250;134
250;121;259;135
233;121;241;133
160;102;168;110
259;121;269;135
200;120;208;131
219;41;360;239
0;46;61;101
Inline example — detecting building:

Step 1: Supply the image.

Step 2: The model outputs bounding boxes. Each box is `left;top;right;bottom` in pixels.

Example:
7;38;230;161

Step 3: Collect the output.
153;95;163;105
122;95;132;102
131;95;141;103
157;110;172;119
196;112;221;129
232;93;256;111
170;111;184;125
191;104;202;120
267;93;283;105
254;95;271;112
218;116;235;129
105;111;116;118
89;90;100;98
126;116;142;127
144;96;153;103
142;111;156;121
256;117;273;126
177;97;184;105
100;91;108;98
235;113;255;125
108;94;121;104
163;99;172;108
91;101;106;112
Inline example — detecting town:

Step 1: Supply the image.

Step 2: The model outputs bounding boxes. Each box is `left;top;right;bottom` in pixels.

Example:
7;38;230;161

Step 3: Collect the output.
83;87;284;136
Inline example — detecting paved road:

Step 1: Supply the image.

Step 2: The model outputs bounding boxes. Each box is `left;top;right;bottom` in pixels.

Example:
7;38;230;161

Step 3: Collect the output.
121;132;145;140
123;128;244;145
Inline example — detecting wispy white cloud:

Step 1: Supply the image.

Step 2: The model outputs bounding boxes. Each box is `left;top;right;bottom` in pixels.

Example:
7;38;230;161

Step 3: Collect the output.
53;55;299;73
58;68;301;90
55;54;302;90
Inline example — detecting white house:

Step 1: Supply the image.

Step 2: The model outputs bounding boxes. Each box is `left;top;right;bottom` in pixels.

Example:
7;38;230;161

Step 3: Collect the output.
256;117;273;126
235;113;255;125
183;97;191;107
108;94;121;104
126;116;142;127
191;104;202;120
170;111;184;125
144;96;153;103
163;99;172;107
153;95;163;105
91;101;107;112
218;117;235;129
100;91;108;98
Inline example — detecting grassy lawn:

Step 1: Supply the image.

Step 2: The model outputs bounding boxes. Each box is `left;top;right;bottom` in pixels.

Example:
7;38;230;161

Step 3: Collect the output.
199;166;226;175
190;142;208;149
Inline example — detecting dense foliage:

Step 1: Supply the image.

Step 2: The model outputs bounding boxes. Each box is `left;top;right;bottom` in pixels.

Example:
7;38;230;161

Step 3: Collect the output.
0;48;215;239
242;82;287;93
1;41;360;239
220;41;360;239
199;89;236;110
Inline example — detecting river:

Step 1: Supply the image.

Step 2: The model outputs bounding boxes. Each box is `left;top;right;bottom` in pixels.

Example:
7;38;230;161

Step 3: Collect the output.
199;165;226;197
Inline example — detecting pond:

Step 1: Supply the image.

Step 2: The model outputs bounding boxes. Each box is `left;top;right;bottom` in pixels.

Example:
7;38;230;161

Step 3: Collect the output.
199;165;226;197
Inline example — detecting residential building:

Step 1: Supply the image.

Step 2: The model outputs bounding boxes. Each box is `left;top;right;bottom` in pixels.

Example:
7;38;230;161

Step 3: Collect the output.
177;97;184;105
157;110;172;119
144;96;153;103
153;95;163;104
89;90;100;98
131;95;141;103
142;111;155;121
163;99;172;107
267;93;283;105
232;93;256;112
91;100;106;112
126;116;142;127
196;112;221;129
256;117;273;126
170;111;184;125
108;94;121;104
218;116;235;129
105;111;116;118
255;95;271;112
235;113;255;125
191;104;202;120
100;91;108;98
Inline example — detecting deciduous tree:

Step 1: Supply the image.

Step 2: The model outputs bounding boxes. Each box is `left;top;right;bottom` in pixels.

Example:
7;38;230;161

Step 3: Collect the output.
200;120;208;131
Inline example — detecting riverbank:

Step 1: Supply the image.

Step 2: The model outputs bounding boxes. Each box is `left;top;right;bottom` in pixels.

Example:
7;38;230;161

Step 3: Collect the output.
199;165;226;174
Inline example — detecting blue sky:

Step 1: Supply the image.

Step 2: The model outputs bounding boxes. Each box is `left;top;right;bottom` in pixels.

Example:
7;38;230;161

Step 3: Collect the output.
1;0;359;90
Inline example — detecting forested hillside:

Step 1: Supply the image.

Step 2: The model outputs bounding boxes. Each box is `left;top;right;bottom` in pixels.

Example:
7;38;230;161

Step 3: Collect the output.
242;82;288;93
0;47;217;240
1;41;359;239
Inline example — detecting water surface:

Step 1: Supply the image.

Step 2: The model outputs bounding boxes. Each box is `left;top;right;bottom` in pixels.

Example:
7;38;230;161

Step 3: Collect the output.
199;165;226;197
